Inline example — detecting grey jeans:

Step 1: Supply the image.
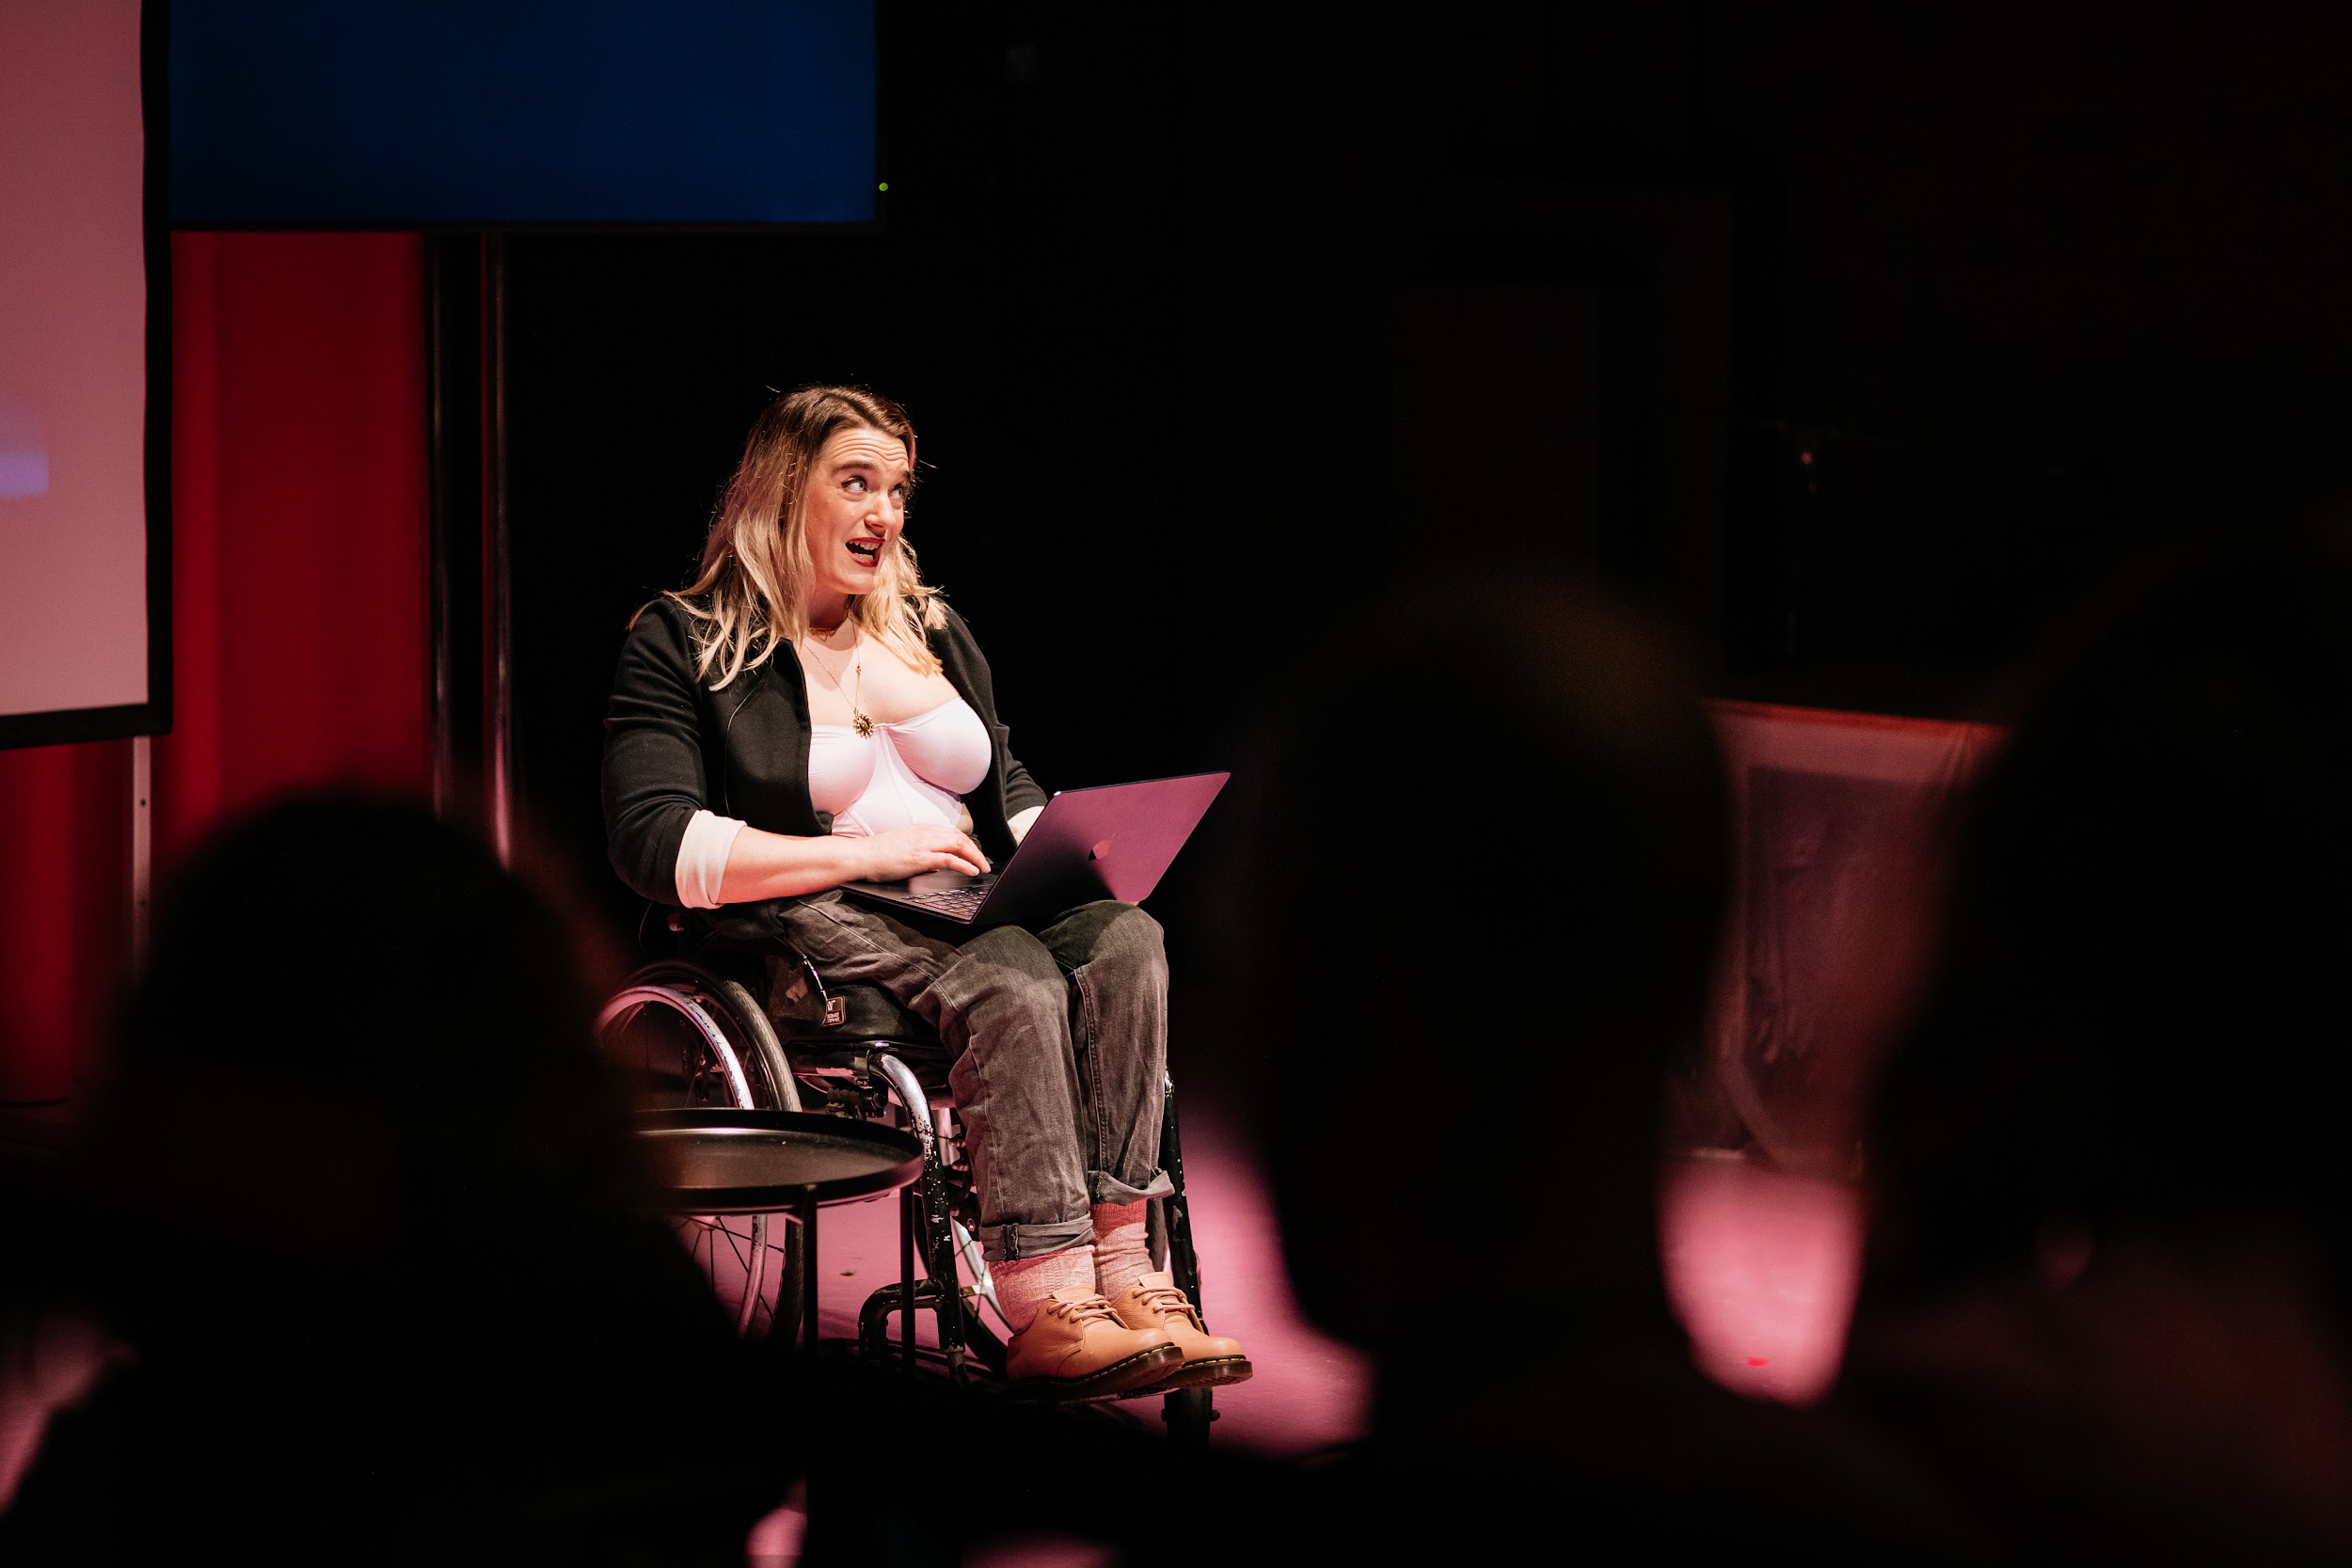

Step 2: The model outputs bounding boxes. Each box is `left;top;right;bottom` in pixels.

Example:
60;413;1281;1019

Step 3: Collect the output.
767;893;1173;1261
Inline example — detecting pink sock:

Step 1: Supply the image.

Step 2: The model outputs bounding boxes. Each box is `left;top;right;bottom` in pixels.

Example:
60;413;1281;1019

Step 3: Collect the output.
992;1243;1095;1334
1092;1200;1154;1299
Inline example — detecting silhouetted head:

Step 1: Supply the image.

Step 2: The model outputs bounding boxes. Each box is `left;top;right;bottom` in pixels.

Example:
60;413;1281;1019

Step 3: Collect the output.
28;807;781;1564
1233;572;1728;1353
82;794;642;1336
1872;519;2352;1298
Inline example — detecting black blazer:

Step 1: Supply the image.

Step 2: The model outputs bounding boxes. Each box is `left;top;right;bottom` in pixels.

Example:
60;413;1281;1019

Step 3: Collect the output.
601;596;1047;908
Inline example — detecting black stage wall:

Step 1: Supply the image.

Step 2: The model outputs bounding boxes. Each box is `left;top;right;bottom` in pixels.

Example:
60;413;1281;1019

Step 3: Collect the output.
495;1;2352;946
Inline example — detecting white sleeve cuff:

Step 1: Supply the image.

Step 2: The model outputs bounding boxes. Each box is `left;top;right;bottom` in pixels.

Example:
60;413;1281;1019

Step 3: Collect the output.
1008;805;1042;845
674;809;748;909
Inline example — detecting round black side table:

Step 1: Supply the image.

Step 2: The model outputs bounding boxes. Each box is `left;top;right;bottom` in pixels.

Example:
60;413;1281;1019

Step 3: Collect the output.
636;1108;924;1359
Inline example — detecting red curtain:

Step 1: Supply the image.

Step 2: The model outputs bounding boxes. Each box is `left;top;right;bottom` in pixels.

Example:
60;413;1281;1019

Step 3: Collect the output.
160;232;429;860
0;232;428;1102
0;744;126;1102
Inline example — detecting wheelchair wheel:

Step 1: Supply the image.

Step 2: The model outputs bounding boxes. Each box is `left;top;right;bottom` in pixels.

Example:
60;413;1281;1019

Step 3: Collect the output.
597;963;805;1340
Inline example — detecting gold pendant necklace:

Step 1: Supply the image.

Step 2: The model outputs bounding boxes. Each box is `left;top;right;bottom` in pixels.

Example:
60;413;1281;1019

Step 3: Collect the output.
810;627;873;736
851;668;874;737
846;639;873;736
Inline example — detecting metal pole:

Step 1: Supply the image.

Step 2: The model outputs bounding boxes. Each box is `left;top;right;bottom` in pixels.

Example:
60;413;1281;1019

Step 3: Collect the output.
481;231;514;864
128;736;151;972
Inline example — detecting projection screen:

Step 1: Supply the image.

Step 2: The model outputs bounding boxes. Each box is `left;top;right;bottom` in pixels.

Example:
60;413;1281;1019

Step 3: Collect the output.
0;0;167;749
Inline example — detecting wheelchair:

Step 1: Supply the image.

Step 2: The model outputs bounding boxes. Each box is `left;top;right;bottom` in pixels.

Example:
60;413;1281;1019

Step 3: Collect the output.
596;912;1222;1442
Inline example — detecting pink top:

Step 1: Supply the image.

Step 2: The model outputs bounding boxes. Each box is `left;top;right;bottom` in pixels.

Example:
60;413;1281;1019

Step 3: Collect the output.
807;697;993;836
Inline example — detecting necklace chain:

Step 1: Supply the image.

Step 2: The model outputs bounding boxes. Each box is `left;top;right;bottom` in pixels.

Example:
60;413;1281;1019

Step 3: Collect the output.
805;625;872;736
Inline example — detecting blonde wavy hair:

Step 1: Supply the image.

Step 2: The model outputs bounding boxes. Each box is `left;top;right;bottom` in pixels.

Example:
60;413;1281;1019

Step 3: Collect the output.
664;385;946;689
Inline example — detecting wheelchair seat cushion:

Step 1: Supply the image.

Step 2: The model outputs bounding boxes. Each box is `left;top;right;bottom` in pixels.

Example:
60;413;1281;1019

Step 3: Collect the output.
781;974;939;1049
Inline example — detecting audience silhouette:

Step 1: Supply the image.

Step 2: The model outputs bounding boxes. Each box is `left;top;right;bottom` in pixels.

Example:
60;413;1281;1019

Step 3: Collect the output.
0;796;787;1564
1853;518;2352;1561
1230;572;1992;1562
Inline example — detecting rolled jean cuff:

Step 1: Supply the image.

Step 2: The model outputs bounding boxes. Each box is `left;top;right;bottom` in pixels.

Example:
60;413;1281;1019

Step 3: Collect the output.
1089;1168;1174;1206
977;1217;1095;1264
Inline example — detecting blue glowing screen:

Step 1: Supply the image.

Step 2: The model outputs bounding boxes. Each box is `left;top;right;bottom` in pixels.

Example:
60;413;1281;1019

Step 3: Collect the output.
171;1;877;226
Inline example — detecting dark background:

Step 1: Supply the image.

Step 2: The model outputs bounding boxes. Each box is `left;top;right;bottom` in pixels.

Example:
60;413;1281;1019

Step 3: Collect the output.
496;1;2352;950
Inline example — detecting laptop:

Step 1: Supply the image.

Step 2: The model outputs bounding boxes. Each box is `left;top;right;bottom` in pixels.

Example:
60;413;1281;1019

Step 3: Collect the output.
844;771;1230;927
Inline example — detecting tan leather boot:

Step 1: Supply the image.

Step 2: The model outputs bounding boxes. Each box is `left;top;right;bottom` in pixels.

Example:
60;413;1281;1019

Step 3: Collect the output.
1005;1285;1182;1400
1106;1271;1253;1390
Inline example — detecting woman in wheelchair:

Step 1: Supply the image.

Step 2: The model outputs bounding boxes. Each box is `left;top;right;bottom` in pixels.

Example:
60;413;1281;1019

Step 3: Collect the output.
603;385;1248;1401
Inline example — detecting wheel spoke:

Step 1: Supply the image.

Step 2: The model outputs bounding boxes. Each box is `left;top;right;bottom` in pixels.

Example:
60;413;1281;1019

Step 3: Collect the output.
599;969;775;1333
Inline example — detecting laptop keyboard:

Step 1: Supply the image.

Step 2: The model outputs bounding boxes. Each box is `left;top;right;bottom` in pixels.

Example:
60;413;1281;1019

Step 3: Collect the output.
897;879;993;918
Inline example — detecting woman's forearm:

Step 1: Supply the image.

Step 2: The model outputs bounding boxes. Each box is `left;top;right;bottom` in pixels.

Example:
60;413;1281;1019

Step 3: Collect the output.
716;825;879;903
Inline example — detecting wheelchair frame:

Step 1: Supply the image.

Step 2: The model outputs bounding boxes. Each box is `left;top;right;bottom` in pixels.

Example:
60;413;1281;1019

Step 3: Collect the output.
597;943;1219;1443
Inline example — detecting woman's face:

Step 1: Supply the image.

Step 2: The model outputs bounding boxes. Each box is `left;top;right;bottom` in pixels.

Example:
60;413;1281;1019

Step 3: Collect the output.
800;423;913;607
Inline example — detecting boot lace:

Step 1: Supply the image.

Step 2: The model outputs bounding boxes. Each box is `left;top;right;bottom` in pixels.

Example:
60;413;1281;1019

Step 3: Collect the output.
1041;1292;1120;1327
1130;1281;1199;1328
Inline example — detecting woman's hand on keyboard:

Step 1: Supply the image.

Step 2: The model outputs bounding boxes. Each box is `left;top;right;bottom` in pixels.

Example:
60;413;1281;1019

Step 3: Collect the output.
853;825;991;882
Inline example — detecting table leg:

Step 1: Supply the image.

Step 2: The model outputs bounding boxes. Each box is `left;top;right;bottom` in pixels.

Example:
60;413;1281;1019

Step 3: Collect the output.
798;1193;819;1357
900;1183;918;1369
